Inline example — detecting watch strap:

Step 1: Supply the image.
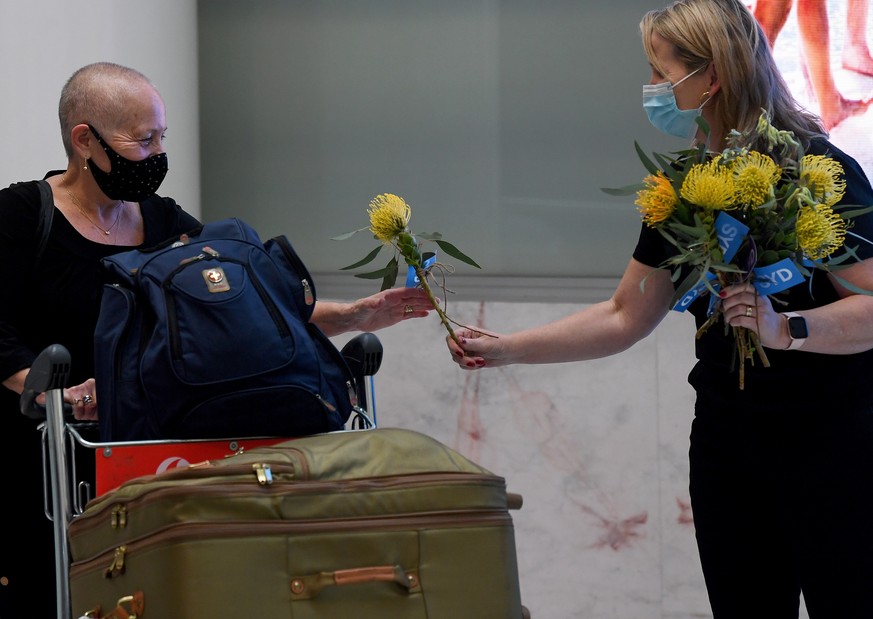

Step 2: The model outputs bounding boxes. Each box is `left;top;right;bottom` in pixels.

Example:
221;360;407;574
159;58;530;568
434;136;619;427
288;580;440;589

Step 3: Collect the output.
783;312;806;350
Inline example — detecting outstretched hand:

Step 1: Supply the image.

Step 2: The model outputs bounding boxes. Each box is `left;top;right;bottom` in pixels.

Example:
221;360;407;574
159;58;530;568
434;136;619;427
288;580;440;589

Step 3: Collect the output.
446;326;505;370
350;287;436;332
312;286;438;336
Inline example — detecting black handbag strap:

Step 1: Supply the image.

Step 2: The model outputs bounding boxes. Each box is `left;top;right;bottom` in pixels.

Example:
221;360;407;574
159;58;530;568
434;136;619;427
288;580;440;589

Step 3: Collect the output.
34;179;55;270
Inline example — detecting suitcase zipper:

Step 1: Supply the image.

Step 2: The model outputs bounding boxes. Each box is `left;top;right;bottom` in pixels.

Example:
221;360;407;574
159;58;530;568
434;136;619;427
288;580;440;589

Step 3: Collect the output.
272;235;316;307
71;472;507;540
79;470;504;518
71;509;515;579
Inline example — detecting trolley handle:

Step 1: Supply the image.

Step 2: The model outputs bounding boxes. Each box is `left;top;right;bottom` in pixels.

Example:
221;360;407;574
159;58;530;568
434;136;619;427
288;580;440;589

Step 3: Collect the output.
20;343;74;420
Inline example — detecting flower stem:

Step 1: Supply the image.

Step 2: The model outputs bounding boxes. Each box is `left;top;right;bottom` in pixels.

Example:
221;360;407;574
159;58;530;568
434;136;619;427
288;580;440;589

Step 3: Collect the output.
414;265;461;346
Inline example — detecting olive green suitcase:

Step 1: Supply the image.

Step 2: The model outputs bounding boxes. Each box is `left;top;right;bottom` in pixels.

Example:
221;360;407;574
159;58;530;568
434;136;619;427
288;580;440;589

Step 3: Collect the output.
68;428;528;618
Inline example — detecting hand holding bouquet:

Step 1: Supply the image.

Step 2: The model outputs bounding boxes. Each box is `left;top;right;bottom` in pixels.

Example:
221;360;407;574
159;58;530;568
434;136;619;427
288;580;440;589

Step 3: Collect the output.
604;111;872;388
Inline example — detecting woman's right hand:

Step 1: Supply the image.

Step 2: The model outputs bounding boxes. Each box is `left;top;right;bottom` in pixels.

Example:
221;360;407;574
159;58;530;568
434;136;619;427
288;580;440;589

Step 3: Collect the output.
447;327;505;370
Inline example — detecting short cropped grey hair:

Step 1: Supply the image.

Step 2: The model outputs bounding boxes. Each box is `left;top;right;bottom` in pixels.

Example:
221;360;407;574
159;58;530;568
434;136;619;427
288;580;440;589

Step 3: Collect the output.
58;62;155;158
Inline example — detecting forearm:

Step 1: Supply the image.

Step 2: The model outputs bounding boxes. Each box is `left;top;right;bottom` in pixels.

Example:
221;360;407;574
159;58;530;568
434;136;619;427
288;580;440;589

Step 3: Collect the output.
499;299;657;365
309;300;354;337
498;261;672;365
777;294;873;354
2;368;29;396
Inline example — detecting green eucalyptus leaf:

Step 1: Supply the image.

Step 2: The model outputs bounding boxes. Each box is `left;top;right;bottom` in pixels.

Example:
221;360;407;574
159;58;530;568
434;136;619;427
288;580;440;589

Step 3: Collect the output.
380;257;399;291
354;266;397;280
634;141;660;176
601;183;645;196
670;268;706;308
331;227;371;241
838;205;873;219
433;239;482;269
339;245;384;270
830;271;873;296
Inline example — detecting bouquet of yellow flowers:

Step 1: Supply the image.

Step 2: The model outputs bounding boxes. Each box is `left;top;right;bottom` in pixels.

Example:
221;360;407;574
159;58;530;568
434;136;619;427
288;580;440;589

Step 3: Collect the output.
604;110;872;388
333;193;481;344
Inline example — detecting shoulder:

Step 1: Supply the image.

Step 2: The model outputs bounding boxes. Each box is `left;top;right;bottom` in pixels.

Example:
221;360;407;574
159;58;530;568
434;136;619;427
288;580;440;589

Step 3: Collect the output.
0;179;44;244
140;194;201;244
0;179;42;207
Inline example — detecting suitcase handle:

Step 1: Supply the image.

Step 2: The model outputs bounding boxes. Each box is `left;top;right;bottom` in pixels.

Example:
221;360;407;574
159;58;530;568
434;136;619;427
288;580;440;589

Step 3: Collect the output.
81;591;145;619
289;565;421;600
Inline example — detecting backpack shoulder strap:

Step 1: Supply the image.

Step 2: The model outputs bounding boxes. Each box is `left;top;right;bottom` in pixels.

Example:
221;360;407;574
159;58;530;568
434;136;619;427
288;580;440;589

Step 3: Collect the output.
34;179;55;269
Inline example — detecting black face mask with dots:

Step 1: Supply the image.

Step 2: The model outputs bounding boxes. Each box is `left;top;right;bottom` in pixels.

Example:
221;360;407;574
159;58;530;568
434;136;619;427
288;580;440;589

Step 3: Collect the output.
87;125;169;202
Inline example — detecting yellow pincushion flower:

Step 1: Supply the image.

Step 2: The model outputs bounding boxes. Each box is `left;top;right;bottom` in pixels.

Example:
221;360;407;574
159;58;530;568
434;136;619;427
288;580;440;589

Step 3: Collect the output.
799;154;845;207
796;203;847;260
731;151;781;207
636;171;679;227
339;193;482;347
368;193;411;243
680;158;738;210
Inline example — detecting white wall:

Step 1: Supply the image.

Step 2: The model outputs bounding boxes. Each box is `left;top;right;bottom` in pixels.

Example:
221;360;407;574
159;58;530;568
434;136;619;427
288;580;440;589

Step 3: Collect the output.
0;0;200;218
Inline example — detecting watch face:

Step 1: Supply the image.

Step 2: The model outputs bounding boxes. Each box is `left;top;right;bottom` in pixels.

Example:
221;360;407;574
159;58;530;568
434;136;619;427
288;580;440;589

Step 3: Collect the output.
788;316;808;339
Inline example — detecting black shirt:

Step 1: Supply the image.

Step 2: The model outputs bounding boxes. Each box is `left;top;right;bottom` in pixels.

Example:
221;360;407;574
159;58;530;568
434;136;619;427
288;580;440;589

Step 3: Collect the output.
0;175;200;402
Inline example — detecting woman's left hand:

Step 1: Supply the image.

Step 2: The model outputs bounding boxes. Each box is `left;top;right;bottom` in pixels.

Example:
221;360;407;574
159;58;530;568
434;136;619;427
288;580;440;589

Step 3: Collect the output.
63;378;99;421
719;283;784;348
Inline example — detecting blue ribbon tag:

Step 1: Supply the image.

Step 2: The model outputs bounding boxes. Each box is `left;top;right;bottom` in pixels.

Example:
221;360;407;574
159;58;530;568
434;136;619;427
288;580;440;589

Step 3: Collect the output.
406;252;437;287
671;215;805;312
752;258;804;295
715;212;749;263
672;272;717;312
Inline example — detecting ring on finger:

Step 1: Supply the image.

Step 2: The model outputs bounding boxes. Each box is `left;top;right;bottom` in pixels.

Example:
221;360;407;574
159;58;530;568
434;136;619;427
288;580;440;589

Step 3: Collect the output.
745;306;754;317
82;394;94;405
404;304;414;314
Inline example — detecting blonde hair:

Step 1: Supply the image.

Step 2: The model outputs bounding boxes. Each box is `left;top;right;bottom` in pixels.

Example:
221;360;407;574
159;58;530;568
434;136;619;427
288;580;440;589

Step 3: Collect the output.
58;62;157;158
640;0;825;150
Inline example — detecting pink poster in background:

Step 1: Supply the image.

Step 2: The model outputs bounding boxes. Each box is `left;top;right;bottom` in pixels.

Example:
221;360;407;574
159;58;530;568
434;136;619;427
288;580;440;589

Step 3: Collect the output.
750;0;873;178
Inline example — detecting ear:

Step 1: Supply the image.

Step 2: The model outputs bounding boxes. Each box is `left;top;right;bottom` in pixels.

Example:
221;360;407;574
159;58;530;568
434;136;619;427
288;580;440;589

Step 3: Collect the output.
705;62;721;97
69;124;94;160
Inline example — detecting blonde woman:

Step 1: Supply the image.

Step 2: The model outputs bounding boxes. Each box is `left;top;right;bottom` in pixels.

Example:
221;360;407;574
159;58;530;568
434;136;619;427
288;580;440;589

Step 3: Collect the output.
448;1;873;616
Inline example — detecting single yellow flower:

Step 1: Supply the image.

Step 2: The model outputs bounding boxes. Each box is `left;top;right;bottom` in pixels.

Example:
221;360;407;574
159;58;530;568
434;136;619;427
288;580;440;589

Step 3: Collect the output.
796;203;846;260
368;193;411;243
680;158;738;210
799;154;845;207
731;151;781;207
635;171;678;226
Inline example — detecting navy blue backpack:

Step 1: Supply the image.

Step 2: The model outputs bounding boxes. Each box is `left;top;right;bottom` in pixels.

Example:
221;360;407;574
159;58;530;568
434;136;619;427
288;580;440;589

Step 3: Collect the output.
94;218;355;442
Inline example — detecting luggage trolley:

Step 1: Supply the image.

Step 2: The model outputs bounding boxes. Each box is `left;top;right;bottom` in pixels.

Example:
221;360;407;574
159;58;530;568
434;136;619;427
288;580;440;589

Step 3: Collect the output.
21;333;384;619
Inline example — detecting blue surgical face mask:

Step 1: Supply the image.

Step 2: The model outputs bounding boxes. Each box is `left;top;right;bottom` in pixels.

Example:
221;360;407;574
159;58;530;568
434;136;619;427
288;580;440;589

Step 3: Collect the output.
643;65;708;139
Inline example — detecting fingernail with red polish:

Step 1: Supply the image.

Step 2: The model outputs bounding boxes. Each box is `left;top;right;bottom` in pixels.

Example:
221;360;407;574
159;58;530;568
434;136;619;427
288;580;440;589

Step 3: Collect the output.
475;359;485;367
718;290;727;298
